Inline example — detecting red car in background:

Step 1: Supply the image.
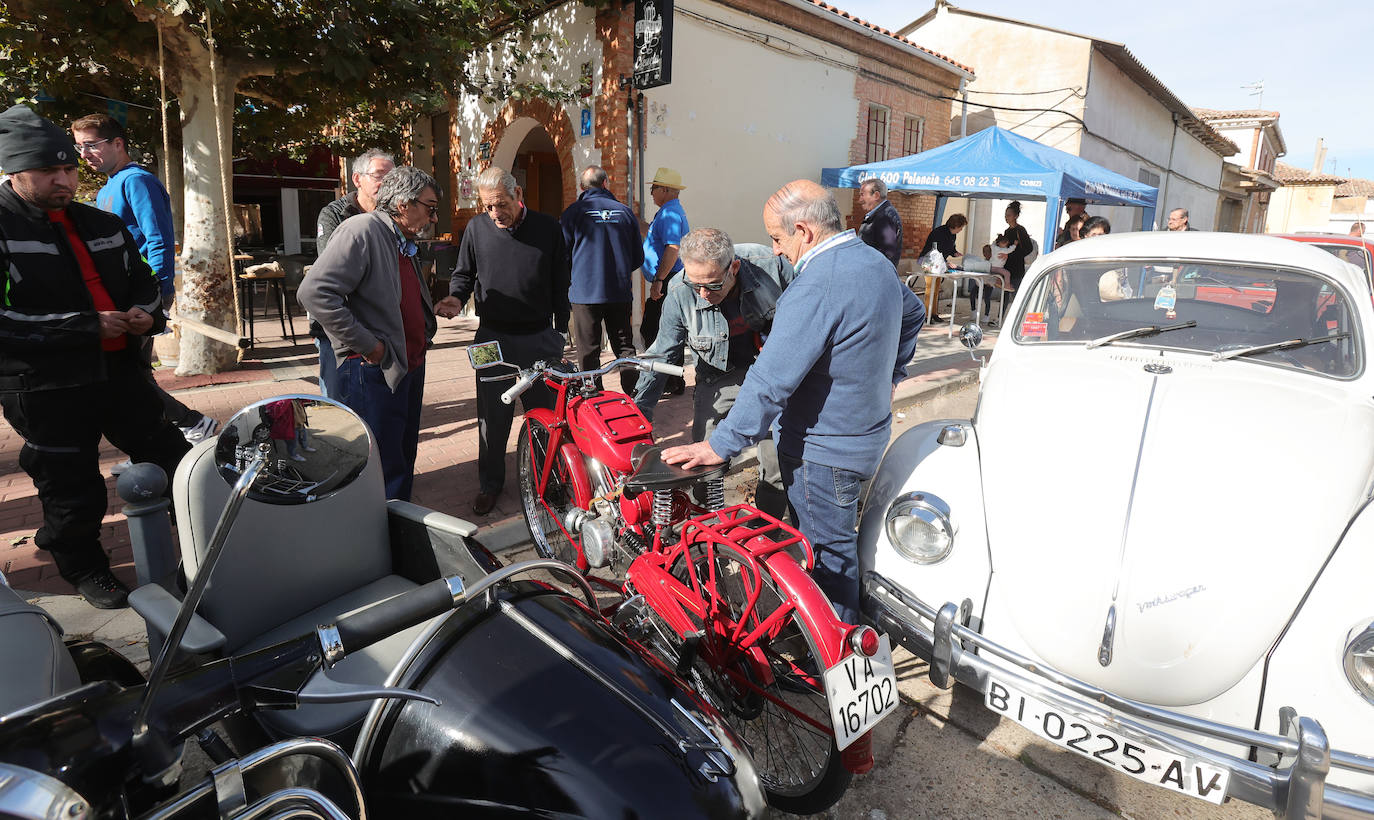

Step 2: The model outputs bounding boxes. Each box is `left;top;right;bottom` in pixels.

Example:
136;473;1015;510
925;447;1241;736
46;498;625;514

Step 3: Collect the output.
1272;233;1374;296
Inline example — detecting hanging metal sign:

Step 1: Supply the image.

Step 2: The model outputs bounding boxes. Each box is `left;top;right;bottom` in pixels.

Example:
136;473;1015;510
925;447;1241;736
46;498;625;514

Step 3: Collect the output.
633;0;673;89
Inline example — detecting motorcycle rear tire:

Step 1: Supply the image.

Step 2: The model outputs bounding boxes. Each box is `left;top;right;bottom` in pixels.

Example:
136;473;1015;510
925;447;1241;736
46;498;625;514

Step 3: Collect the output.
666;542;850;815
517;419;582;567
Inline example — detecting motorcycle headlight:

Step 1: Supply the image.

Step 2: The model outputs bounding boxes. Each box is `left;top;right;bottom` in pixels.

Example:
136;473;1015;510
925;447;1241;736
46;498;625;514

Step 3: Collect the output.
884;491;954;565
1343;622;1374;704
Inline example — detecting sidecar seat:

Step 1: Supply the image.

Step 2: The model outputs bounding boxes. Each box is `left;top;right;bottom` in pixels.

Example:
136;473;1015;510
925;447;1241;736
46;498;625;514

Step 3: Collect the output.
0;581;81;715
170;439;440;740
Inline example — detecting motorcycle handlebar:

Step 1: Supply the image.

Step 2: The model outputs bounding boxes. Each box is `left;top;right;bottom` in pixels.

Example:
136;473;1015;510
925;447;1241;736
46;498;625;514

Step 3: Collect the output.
331;578;459;658
642;360;684;377
500;371;541;405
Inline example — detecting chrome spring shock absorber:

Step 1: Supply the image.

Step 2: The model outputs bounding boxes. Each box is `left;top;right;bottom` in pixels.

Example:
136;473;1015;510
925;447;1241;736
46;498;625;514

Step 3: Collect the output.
652;489;674;528
704;477;726;512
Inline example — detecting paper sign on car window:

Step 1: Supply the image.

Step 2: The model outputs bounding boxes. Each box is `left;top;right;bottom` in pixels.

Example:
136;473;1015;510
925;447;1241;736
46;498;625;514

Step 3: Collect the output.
1021;312;1047;338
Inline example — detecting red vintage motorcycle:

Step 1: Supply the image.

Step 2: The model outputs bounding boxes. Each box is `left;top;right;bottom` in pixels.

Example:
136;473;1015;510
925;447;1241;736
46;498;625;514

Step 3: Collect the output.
482;347;900;815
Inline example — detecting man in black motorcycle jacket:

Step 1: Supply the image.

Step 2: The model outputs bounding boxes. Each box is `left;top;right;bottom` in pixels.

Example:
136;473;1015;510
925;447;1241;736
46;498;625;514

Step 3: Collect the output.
0;104;189;609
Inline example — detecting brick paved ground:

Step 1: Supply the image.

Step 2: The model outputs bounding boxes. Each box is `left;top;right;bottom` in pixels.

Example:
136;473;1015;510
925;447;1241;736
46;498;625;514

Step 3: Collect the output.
0;311;704;594
0;301;983;595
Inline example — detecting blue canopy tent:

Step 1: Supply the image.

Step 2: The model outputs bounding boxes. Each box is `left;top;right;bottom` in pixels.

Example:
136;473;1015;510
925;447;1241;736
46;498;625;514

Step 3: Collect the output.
822;127;1158;251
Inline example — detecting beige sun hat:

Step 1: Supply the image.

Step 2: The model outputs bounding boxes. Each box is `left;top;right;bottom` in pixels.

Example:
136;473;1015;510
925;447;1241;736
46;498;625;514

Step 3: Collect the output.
650;167;686;190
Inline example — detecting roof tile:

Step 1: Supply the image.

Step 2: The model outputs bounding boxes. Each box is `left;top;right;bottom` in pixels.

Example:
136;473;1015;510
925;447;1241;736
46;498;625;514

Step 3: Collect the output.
1274;161;1347;185
1335;177;1374;197
1192;108;1281;121
804;0;974;73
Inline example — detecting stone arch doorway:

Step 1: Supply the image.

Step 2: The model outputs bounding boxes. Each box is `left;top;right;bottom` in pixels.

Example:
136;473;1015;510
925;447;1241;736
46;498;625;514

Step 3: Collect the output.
512;125;563;218
483;101;578;218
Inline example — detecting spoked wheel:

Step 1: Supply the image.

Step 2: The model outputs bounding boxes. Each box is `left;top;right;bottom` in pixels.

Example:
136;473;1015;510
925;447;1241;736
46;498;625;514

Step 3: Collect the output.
667;543;850;815
516;420;581;566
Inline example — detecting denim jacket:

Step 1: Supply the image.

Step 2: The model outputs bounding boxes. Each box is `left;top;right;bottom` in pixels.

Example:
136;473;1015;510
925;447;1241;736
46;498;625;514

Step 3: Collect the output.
634;243;795;418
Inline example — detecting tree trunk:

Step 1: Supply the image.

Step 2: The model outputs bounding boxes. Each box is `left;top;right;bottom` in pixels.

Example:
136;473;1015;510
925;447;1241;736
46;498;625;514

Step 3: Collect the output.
173;60;239;375
155;136;185;242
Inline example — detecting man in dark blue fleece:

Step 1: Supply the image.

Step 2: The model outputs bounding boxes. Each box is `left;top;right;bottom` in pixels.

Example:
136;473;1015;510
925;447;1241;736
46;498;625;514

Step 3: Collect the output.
560;165;643;393
663;179;925;622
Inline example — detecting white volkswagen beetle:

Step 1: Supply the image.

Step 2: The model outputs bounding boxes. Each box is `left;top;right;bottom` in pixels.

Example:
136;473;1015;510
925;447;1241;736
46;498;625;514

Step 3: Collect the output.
860;232;1374;817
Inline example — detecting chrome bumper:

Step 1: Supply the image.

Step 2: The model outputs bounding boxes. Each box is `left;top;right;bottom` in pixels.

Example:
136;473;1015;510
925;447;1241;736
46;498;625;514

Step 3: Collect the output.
863;571;1374;819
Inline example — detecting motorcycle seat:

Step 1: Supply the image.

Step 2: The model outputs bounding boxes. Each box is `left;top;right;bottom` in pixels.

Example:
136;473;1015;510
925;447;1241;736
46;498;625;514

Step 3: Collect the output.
0;582;80;715
625;444;726;492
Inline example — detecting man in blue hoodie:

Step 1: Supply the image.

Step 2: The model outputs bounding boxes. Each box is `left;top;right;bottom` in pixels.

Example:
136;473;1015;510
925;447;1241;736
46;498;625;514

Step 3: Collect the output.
71;114;217;457
560;166;643;393
663;180;925;622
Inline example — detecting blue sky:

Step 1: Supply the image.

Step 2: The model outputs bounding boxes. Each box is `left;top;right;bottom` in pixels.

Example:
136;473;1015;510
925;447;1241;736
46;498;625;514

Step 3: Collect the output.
838;1;1374;182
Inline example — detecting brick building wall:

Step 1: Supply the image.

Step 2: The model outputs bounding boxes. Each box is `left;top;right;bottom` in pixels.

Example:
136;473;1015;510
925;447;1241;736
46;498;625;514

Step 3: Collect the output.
847;56;953;263
449;6;636;239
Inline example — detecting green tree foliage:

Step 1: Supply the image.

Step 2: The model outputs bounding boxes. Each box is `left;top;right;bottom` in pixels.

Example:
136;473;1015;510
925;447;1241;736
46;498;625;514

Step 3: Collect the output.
0;0;588;372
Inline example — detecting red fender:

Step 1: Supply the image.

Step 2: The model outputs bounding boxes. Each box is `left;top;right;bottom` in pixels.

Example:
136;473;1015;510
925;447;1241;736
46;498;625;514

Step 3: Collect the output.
521;414;594;570
757;553;850;668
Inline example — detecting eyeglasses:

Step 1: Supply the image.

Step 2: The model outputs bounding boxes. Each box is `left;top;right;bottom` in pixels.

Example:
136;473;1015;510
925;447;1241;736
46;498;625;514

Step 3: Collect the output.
684;276;728;292
412;200;439;217
362;170;390;180
76;138;111;154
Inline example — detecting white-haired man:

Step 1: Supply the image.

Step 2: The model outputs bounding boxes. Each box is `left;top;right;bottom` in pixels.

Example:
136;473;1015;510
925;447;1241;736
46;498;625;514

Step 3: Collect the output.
312;148;396;396
435;167;569;516
856;177;903;270
663;180;925;622
299;166;439;502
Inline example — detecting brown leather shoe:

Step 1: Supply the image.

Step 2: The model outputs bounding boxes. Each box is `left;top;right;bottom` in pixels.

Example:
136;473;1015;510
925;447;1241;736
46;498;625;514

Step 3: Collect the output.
472;491;498;516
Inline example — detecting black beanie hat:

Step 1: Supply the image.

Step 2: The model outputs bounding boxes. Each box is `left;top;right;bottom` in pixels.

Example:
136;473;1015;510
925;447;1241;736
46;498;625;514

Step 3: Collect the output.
0;105;78;174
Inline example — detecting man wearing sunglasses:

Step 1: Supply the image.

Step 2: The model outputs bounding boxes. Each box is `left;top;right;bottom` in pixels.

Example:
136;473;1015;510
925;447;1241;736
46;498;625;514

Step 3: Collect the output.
633;228;793;518
299;167;440;501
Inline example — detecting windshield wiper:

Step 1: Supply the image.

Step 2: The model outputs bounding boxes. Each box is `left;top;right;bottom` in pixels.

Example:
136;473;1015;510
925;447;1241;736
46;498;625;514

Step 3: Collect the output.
1212;333;1351;361
1086;320;1197;350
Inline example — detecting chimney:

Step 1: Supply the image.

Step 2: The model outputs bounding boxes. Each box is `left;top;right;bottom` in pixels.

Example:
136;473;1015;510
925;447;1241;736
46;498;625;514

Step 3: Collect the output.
1313;138;1327;174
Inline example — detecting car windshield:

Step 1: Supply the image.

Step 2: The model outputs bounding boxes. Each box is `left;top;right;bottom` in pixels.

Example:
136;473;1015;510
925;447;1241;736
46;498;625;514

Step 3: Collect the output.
1013;260;1362;377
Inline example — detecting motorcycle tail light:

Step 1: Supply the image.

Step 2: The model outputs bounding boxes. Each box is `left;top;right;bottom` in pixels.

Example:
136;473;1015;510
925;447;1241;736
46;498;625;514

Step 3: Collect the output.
849;626;880;658
1343;622;1374;705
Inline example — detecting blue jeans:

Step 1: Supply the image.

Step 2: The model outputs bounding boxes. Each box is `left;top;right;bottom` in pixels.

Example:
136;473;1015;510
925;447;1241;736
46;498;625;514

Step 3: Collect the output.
316;335;342;398
337;358;425;501
780;453;866;624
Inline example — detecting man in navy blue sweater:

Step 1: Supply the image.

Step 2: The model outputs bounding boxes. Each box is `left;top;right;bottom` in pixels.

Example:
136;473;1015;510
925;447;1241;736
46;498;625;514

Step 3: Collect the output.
71;114;217;458
560;166;643;393
663;180;925;622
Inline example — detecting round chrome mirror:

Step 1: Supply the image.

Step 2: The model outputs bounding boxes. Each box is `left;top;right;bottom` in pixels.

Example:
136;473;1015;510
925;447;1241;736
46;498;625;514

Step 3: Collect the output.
959;322;984;350
214;395;371;505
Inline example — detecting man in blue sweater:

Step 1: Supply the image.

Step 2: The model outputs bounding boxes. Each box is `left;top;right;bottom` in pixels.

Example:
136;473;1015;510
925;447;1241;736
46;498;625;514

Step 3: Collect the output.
663;180;925;622
71;114;217;457
560;166;643;393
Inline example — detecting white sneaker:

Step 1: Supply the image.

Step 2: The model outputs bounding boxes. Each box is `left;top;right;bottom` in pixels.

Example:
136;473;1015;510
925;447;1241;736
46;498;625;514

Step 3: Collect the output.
180;416;219;444
111;459;133;476
291;453;307;462
302;445;318;453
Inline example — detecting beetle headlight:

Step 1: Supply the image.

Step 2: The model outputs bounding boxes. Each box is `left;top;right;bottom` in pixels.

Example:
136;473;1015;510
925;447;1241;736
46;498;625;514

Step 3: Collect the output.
1344;622;1374;704
884;492;954;564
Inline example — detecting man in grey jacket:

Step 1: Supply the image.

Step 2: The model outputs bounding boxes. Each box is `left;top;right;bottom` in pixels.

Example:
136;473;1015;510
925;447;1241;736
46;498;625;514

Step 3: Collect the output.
298;167;439;501
634;228;793;517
